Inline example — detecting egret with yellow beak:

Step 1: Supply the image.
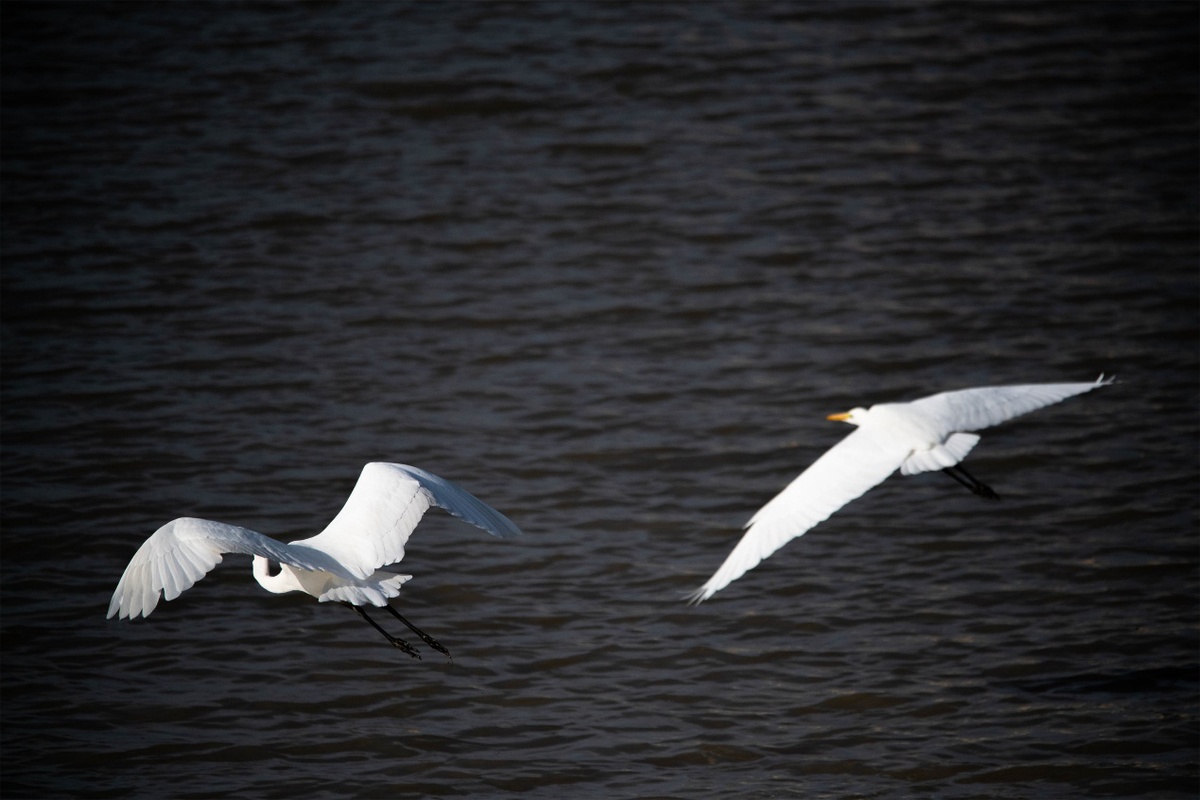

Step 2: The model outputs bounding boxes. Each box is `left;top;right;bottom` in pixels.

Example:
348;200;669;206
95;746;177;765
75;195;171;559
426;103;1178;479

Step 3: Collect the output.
688;376;1113;604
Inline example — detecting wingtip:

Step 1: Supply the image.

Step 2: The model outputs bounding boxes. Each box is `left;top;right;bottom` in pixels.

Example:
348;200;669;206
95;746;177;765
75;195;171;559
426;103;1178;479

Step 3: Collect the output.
493;516;524;539
476;511;522;540
107;579;137;620
1095;373;1116;386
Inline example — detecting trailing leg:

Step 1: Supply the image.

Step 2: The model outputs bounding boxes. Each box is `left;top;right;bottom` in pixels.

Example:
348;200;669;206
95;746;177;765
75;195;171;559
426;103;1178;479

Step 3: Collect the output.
346;603;420;658
942;464;1001;501
384;605;451;659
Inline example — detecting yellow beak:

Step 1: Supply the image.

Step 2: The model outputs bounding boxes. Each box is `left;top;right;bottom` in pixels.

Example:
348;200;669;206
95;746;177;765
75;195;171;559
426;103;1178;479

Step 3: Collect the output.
826;412;852;421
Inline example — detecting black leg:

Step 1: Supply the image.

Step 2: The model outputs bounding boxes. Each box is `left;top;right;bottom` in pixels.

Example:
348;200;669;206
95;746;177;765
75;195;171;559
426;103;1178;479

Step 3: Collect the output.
346;603;420;659
943;464;1001;501
384;605;451;659
942;464;976;492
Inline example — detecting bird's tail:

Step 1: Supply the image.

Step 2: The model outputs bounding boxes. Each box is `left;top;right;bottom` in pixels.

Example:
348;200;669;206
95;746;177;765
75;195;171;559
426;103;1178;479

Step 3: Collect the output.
318;571;412;606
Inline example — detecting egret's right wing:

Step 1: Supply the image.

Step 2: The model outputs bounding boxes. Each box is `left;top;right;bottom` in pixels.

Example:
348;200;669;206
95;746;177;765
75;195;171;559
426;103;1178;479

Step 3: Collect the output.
107;517;336;620
908;375;1113;435
688;429;908;603
292;463;522;580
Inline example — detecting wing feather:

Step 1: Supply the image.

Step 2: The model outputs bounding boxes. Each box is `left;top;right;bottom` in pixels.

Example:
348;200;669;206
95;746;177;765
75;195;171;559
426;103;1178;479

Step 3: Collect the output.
160;555;187;602
290;463;523;580
107;517;339;620
689;429;908;603
907;375;1113;436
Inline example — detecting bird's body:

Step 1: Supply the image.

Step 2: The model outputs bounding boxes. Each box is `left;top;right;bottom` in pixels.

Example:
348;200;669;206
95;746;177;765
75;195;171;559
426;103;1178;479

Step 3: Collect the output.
108;462;522;657
689;376;1113;604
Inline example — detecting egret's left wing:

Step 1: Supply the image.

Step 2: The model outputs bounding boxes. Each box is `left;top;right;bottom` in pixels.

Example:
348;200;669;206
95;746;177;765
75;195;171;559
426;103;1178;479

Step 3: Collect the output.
292;463;522;579
688;429;908;603
908;375;1113;436
107;517;338;620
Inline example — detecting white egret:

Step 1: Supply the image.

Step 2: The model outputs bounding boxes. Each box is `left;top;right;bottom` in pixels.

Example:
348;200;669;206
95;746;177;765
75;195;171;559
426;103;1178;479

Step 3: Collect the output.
108;462;522;658
688;376;1113;604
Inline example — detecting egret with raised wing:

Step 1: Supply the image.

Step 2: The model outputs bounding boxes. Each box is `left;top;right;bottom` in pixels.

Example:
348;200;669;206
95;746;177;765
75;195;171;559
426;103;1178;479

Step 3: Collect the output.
688;376;1113;604
108;462;522;658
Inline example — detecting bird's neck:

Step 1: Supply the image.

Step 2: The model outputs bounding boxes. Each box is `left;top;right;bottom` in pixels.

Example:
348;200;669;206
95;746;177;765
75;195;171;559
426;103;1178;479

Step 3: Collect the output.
252;556;301;595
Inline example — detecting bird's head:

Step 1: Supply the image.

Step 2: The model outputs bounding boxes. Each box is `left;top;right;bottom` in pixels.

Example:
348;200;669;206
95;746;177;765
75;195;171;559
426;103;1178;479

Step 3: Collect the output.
827;407;868;426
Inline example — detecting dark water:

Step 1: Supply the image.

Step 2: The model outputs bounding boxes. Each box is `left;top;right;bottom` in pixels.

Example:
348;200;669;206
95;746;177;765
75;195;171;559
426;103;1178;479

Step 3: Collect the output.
3;3;1197;798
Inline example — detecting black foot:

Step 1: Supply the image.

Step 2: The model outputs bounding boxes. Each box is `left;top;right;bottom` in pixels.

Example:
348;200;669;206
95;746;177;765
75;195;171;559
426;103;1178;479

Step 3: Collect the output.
422;635;450;660
385;605;451;660
388;637;422;660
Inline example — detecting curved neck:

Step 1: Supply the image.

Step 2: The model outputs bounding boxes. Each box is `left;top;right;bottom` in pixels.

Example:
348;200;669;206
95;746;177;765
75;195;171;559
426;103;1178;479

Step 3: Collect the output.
252;556;300;595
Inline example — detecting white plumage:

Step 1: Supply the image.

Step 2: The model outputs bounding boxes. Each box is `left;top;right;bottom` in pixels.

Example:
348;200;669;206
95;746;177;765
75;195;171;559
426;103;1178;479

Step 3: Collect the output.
108;463;521;654
689;376;1113;604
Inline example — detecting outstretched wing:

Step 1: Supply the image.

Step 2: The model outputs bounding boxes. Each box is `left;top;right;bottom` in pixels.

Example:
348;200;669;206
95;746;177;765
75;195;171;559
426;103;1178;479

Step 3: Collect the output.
907;375;1113;436
688;429;909;604
291;463;522;580
107;517;338;620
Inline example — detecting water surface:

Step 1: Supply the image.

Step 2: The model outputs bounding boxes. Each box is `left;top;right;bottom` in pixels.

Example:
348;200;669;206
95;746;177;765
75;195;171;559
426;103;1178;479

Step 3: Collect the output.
2;3;1197;798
